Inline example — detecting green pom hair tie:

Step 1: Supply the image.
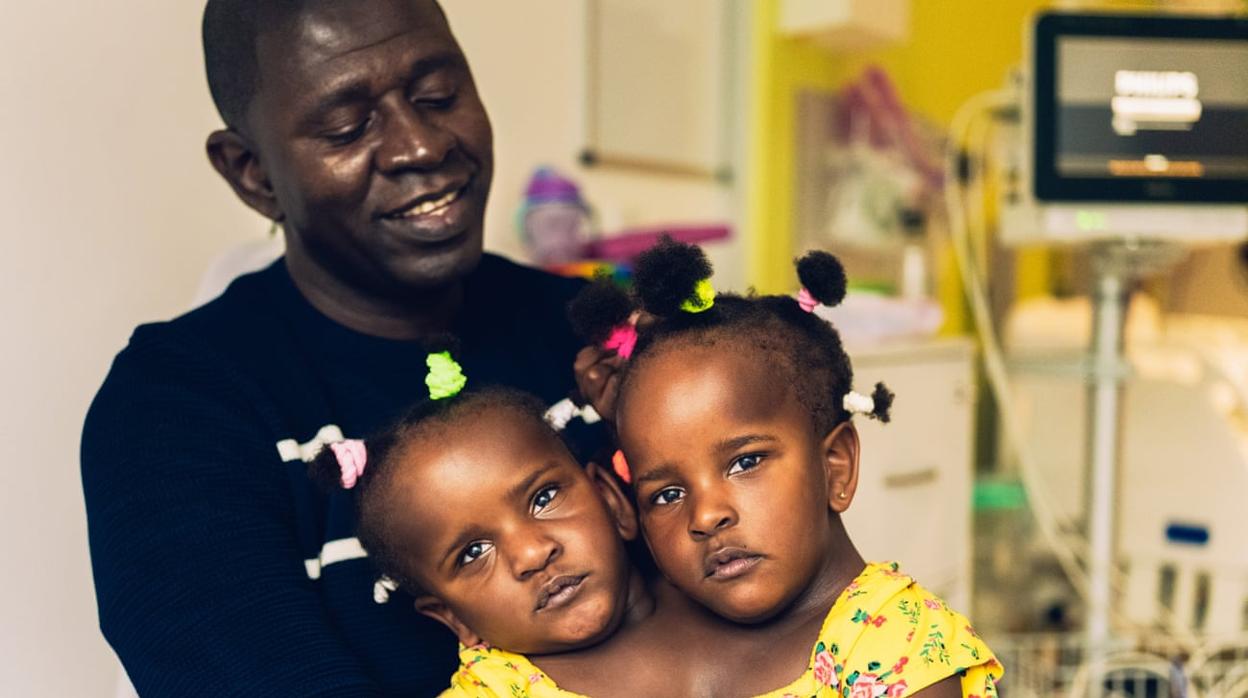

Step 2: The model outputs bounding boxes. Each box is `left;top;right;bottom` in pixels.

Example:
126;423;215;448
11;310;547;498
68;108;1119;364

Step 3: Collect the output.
680;278;716;313
426;351;467;400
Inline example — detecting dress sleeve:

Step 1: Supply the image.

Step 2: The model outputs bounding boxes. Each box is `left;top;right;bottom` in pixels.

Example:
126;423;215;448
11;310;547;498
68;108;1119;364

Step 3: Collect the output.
443;645;581;698
837;584;1003;698
81;333;381;697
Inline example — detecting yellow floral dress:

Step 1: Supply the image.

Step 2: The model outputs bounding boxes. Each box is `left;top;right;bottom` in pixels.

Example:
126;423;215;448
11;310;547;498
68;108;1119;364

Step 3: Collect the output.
440;562;1003;698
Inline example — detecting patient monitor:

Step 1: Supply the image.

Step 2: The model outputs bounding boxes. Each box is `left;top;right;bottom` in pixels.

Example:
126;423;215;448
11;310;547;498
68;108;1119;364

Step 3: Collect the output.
1003;12;1248;245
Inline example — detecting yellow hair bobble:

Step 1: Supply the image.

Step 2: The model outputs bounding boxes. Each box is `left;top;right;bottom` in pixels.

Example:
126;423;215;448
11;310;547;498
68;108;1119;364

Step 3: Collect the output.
680;278;716;313
426;351;467;400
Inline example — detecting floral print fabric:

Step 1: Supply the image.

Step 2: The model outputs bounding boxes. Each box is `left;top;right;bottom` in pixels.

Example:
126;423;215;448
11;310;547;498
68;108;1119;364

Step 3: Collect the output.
758;562;1002;697
439;562;1002;697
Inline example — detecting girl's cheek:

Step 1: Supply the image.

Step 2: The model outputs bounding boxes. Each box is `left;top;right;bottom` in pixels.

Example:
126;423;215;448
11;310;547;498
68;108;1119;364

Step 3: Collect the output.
642;515;679;549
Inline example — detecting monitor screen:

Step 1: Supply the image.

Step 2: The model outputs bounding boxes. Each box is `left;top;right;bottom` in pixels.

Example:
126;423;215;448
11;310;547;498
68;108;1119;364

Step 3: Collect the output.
1034;13;1248;202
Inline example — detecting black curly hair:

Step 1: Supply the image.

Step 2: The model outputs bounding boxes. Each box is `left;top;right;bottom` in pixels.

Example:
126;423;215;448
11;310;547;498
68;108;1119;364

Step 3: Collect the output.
202;0;449;130
307;385;553;596
571;237;893;435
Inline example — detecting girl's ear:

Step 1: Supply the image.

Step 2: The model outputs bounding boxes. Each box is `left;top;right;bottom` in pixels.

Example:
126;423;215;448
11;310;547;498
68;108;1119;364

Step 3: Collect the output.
821;421;861;514
414;596;482;648
585;460;639;541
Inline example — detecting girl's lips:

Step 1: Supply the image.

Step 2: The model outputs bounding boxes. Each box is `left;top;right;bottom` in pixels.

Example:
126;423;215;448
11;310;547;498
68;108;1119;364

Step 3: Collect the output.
534;574;588;612
703;547;764;580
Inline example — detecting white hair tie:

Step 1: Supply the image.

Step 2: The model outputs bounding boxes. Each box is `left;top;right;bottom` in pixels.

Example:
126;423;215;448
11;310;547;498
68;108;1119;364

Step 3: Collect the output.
373;575;399;604
843;391;875;416
543;398;602;431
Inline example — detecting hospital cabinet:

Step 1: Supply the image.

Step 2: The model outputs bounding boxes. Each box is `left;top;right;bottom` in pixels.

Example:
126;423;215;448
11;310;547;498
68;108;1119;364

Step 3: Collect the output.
842;337;976;612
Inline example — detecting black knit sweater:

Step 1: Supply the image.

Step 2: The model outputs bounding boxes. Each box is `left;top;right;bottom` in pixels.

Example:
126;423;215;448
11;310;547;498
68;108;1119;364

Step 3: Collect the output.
82;254;598;696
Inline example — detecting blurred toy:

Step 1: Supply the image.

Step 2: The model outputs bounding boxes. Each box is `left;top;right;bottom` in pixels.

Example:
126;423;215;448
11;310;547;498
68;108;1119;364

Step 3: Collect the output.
824;66;943;250
543;260;631;283
517;166;594;266
586;223;730;263
517;165;732;279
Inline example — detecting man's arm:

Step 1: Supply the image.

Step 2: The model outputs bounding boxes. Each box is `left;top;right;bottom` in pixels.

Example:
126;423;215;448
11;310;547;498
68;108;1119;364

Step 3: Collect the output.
81;337;380;697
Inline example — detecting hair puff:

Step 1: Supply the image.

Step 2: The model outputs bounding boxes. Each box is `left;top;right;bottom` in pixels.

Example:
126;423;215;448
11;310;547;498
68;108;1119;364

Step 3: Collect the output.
567;276;635;345
870;382;895;423
632;236;714;317
795;251;848;307
307;445;351;493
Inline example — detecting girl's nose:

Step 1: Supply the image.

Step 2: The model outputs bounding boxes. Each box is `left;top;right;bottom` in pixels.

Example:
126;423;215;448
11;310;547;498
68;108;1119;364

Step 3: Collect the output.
688;493;738;540
508;529;562;581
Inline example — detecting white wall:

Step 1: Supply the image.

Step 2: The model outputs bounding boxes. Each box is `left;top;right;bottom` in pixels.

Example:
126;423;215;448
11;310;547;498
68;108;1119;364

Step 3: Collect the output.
0;1;266;695
0;2;743;696
443;0;746;288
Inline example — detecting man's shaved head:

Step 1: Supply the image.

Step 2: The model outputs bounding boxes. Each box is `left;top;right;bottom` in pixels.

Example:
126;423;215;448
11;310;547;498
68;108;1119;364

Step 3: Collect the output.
201;0;445;129
202;0;493;331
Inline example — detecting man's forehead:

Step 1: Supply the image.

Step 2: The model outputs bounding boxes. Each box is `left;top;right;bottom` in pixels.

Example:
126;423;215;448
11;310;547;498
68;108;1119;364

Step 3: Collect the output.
299;3;448;61
254;0;455;84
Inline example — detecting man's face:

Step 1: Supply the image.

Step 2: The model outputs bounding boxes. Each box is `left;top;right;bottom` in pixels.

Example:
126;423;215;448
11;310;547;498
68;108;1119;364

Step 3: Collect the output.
248;0;493;294
391;406;638;654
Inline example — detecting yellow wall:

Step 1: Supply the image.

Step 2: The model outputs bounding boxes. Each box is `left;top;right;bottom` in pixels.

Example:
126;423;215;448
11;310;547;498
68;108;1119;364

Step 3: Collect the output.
746;0;844;294
825;0;1052;125
746;0;1055;318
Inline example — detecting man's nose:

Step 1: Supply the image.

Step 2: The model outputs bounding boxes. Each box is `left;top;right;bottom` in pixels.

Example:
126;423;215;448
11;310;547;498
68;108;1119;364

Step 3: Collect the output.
374;96;455;173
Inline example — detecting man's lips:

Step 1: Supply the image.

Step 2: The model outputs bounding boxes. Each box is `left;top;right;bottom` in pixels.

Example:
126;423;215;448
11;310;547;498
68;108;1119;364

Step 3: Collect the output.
534;574;588;612
379;179;470;220
703;547;764;580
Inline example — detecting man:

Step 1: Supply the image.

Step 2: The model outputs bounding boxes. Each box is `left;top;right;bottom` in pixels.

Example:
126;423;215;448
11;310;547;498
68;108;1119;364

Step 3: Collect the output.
82;1;605;694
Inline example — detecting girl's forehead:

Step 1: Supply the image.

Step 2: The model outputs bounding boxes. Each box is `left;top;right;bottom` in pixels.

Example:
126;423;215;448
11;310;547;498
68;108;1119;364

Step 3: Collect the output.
407;407;562;478
641;337;787;392
621;343;797;434
387;417;586;552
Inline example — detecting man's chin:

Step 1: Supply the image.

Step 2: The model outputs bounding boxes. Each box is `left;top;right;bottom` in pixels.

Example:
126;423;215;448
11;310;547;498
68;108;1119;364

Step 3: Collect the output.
387;243;483;291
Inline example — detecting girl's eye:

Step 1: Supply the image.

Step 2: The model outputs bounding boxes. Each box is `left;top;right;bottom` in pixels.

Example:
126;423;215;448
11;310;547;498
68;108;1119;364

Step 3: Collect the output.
532;485;560;513
727;453;764;475
459;541;493;566
650;487;684;506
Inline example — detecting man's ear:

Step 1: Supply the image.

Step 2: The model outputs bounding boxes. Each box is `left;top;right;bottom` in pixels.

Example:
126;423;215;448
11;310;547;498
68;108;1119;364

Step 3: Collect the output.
414;595;482;648
585;460;639;541
206;128;282;222
822;421;861;513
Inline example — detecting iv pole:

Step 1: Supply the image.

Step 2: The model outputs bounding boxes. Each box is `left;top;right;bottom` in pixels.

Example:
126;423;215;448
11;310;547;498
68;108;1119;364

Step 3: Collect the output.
1083;245;1129;684
1081;241;1185;692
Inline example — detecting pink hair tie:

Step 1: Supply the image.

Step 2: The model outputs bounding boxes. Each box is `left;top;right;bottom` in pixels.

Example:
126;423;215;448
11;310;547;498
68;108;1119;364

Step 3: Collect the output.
603;323;638;359
797;287;819;313
611;450;632;484
330;440;367;489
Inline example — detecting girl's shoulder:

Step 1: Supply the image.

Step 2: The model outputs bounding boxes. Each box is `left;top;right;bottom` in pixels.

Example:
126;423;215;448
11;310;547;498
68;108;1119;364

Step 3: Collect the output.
759;562;1004;698
441;644;590;698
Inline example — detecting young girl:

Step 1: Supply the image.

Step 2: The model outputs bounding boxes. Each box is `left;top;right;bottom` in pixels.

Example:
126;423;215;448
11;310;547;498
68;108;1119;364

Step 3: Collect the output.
311;348;776;697
307;350;657;691
314;246;1003;696
575;238;1003;697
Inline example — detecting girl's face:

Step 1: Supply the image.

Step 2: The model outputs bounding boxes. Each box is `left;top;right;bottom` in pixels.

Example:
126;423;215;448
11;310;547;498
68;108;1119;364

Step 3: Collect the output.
617;344;858;624
387;404;638;654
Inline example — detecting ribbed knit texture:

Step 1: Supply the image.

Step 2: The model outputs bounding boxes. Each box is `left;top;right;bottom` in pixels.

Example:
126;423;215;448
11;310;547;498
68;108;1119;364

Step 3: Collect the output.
82;255;599;697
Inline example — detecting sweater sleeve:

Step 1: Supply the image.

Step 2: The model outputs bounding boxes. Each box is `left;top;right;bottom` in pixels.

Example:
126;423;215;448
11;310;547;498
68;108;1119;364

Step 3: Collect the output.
81;331;380;697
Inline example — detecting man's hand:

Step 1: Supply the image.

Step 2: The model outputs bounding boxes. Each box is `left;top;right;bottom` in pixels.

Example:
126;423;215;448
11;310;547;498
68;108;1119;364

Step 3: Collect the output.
574;345;626;422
